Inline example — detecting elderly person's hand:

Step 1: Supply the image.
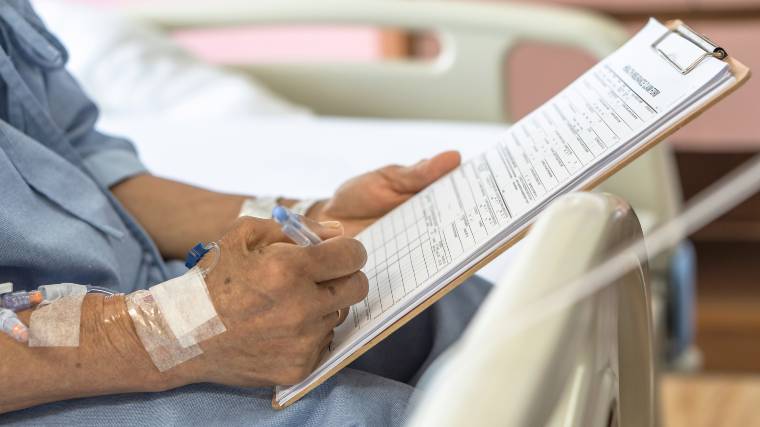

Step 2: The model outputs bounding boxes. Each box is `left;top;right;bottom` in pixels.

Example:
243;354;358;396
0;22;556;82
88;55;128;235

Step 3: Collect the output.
309;151;461;236
183;217;368;387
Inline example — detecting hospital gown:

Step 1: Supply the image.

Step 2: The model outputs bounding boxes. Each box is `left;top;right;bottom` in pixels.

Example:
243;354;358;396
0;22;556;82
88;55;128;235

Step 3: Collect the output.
0;1;490;425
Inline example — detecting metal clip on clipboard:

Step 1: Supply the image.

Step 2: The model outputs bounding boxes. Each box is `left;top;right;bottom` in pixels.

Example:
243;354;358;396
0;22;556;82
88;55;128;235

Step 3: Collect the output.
652;23;727;74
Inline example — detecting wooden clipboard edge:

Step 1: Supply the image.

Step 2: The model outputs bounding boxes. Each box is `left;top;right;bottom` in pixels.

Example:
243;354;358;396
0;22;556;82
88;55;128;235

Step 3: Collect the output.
272;19;750;410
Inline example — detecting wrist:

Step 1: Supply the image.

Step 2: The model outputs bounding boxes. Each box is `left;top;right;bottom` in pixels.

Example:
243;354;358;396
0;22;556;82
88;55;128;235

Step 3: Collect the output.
95;295;170;391
97;295;189;392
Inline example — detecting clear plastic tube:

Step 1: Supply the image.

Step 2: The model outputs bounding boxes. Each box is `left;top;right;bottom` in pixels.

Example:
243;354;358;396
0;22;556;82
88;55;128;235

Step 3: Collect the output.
1;285;117;311
193;242;220;277
85;285;117;296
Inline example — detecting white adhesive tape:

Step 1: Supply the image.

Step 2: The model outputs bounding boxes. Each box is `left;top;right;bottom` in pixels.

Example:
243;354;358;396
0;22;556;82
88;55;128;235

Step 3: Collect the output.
127;290;203;372
149;268;225;348
29;294;86;347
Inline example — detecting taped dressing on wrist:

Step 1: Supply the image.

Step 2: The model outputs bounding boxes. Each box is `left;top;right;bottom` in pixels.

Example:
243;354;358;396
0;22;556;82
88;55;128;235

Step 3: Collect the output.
127;265;225;371
126;290;203;372
149;267;225;348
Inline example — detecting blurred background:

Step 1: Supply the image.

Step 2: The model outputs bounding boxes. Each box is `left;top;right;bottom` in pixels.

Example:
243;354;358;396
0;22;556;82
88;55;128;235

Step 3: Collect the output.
39;0;760;425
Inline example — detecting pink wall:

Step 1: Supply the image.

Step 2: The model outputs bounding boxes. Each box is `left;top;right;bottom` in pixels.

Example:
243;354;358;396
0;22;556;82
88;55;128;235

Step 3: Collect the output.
505;0;760;151
172;27;384;63
71;0;384;63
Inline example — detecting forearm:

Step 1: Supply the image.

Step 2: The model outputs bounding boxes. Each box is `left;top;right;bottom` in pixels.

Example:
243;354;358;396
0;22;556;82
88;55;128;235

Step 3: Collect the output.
111;174;307;260
0;294;192;414
111;174;248;259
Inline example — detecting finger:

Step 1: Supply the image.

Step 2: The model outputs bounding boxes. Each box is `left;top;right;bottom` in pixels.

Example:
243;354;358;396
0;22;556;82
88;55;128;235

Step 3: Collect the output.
300;215;345;241
323;310;341;328
321;306;350;328
302;237;367;282
305;309;344;336
336;307;349;326
234;216;290;251
313;272;369;315
319;330;334;352
296;310;340;338
297;331;333;380
381;151;461;194
312;331;334;371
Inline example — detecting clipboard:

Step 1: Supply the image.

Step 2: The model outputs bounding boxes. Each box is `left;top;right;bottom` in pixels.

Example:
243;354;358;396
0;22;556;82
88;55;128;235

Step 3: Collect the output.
272;19;750;409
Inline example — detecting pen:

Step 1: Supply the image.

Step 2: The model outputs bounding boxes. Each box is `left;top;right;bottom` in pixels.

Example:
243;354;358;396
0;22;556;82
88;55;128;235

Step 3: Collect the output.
272;206;323;246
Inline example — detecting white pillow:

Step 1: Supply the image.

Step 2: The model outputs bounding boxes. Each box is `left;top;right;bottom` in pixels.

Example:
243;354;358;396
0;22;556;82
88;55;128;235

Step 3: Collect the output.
31;0;311;119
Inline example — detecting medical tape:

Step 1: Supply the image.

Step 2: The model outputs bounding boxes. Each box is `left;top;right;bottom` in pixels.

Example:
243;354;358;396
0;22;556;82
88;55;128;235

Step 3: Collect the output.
148;267;225;349
28;293;86;347
126;290;203;372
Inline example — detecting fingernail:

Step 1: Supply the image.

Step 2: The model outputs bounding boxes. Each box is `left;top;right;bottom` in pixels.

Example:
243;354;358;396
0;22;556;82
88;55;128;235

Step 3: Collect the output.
319;221;343;229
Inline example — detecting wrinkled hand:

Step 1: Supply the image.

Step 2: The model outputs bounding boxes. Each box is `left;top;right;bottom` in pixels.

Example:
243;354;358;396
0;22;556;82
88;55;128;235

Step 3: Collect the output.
190;217;368;387
311;151;461;236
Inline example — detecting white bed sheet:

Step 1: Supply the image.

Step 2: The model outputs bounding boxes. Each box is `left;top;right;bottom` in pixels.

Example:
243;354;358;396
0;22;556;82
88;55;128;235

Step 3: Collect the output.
101;116;524;284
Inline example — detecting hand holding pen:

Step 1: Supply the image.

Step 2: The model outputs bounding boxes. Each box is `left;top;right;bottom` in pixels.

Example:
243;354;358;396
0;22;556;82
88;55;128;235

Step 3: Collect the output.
177;208;367;387
273;205;355;344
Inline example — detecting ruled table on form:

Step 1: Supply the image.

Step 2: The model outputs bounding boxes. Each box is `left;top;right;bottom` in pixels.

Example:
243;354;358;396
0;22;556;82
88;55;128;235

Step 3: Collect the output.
346;61;663;332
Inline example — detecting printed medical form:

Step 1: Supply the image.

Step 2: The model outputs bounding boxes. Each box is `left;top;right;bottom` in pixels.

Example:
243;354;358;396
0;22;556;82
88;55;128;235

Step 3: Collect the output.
275;18;739;406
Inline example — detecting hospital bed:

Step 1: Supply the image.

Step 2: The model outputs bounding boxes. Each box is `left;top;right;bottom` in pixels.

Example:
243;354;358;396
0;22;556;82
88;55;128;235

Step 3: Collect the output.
121;0;683;237
33;0;681;383
408;192;655;427
112;0;690;366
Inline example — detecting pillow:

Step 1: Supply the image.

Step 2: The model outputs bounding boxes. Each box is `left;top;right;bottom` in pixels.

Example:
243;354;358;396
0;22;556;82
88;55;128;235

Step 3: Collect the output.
31;0;311;119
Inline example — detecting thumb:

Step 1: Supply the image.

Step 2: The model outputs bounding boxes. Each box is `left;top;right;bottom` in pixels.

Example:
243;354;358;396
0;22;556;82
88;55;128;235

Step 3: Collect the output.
236;216;289;250
391;151;461;193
